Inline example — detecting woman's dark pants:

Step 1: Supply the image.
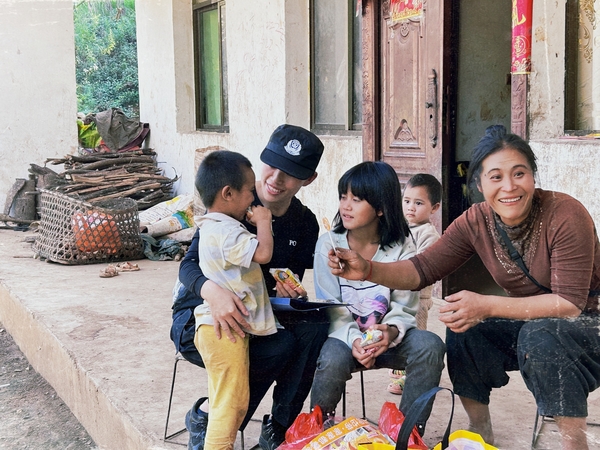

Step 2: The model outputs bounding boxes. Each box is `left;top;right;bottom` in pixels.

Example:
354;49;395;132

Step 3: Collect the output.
446;315;600;417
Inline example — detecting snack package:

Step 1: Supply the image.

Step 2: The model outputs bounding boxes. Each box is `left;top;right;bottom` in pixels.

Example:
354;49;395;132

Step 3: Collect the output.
302;417;392;450
360;329;383;347
270;268;305;292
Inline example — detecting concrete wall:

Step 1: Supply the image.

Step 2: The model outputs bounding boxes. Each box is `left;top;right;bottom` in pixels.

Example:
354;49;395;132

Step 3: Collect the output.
135;0;362;228
528;0;600;227
533;141;600;227
455;0;512;161
0;0;77;213
529;0;566;139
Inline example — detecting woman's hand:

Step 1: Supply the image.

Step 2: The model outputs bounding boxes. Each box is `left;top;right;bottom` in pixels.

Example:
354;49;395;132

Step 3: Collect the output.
441;290;582;329
327;247;370;281
439;290;491;333
200;280;250;342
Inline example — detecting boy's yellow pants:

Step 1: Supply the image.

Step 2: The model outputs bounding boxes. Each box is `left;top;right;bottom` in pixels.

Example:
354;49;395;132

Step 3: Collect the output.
195;325;250;450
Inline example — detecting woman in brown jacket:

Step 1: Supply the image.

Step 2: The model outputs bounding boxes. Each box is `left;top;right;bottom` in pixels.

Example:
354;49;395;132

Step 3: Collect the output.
326;125;600;450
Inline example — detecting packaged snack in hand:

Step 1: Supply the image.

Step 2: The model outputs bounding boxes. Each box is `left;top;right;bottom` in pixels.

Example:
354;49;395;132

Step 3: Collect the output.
359;328;383;347
269;268;305;293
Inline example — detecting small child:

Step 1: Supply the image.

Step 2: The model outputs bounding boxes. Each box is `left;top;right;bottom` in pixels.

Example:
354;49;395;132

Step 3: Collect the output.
193;150;278;449
388;173;441;395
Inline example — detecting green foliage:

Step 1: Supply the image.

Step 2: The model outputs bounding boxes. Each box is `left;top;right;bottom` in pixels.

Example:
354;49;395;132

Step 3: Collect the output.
74;0;139;117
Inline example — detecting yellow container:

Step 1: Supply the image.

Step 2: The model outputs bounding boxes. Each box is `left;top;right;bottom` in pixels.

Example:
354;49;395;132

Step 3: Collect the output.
432;430;498;450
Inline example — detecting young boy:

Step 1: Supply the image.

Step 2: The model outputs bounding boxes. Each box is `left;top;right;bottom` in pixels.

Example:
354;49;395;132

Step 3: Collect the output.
193;150;278;449
388;173;441;395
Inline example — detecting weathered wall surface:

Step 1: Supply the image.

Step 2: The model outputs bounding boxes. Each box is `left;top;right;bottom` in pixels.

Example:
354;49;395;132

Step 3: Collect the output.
529;1;600;227
533;141;600;227
135;0;362;229
0;0;77;213
296;135;363;226
455;0;512;160
529;0;566;140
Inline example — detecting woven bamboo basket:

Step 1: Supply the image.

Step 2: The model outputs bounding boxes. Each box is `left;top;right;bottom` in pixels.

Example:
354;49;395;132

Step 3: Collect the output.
33;189;144;264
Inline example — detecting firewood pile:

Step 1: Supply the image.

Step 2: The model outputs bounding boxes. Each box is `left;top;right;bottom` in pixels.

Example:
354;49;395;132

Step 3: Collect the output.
30;149;177;211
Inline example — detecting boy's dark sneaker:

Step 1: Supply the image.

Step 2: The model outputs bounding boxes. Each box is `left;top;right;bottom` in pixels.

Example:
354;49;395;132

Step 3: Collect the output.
185;397;208;450
258;414;287;450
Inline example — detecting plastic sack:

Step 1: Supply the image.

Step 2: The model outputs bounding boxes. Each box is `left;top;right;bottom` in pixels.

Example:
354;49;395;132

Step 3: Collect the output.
378;402;427;449
138;195;194;237
278;405;324;450
432;430;498;450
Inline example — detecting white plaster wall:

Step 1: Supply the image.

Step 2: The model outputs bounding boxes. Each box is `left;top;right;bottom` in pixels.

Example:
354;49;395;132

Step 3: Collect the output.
533;141;600;228
529;0;566;139
455;0;512;161
0;0;77;212
284;0;310;125
136;0;362;230
296;135;363;230
528;1;600;228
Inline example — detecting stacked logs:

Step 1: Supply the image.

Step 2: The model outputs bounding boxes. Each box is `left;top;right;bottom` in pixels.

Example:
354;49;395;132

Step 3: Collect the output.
31;149;177;210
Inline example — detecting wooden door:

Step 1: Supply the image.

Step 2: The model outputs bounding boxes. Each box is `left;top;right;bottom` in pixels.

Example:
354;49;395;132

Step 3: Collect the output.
362;0;457;231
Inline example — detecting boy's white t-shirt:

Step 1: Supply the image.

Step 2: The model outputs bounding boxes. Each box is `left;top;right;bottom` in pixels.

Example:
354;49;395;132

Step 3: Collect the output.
193;212;278;336
409;222;440;254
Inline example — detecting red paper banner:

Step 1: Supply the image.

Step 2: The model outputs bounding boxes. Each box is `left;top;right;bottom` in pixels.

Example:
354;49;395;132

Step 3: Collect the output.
511;0;532;74
390;0;423;24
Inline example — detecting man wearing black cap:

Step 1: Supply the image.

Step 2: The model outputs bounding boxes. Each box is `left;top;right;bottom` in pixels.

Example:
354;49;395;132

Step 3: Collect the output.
171;124;329;449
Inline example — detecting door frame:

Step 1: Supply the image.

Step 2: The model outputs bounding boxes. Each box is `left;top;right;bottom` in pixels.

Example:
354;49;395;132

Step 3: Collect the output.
360;0;380;163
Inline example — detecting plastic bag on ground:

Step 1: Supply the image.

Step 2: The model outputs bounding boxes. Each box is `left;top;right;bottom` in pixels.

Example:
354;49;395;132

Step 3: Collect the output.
278;405;324;450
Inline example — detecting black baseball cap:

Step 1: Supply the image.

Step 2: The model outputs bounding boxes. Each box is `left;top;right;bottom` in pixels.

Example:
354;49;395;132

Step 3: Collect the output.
260;124;324;180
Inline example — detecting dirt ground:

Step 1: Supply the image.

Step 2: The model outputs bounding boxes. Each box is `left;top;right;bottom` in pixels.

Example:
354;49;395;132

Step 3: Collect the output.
0;324;97;450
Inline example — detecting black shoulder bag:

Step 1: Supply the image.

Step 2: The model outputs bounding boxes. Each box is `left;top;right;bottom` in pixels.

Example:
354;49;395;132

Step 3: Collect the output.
494;221;552;293
495;220;600;297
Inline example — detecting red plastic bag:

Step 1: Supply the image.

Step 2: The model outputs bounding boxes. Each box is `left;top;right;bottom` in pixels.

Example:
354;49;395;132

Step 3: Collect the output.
278;405;324;450
378;402;427;449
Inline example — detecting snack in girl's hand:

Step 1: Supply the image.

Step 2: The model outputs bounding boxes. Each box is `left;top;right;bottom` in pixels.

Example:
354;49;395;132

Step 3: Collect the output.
360;328;383;347
323;217;343;269
269;268;305;293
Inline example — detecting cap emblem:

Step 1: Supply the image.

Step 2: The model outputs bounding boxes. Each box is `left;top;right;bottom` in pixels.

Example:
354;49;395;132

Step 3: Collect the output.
284;139;302;156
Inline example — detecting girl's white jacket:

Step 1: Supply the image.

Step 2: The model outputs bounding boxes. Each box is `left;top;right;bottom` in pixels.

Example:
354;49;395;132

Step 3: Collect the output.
313;230;419;349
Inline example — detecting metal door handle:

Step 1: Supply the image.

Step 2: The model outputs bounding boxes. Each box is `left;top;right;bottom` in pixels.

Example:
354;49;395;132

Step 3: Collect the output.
426;69;438;147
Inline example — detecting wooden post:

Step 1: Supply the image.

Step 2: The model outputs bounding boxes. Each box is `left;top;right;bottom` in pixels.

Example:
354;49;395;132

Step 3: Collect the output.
510;0;532;139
